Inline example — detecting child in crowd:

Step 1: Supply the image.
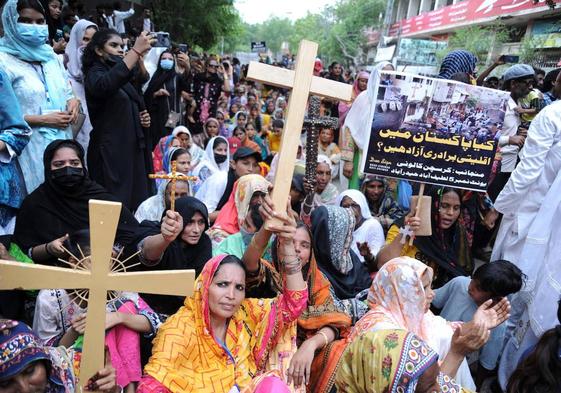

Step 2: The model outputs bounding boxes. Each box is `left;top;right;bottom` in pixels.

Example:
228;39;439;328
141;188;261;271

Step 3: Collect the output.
318;126;341;179
269;118;284;155
432;260;525;387
516;86;545;128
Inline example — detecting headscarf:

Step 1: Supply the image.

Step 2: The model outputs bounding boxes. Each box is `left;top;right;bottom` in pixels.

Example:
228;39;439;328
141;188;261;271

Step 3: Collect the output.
173;126;204;168
152;134;176;173
311;206;372;299
13;140;139;260
136;196;212;315
0;323;76;391
211;174;271;236
352;71;370;98
336;329;447;393
343;62;393;152
335;189;373;220
65;19;97;82
228;111;247;132
359;257;432;340
438;50;478;80
397;187;472;283
203;117;220;139
192;136;230;178
143;254;307;392
144;50;177;102
0;0;55;63
317;154;333;172
134;178;186;223
349;257;476;391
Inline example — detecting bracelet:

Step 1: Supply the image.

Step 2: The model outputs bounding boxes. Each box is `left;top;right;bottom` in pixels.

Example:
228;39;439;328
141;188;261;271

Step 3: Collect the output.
131;47;142;57
316;330;329;348
281;256;302;275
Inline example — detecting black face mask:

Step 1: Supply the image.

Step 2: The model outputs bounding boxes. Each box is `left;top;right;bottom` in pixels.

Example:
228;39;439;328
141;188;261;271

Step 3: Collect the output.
214;153;227;164
51;166;85;188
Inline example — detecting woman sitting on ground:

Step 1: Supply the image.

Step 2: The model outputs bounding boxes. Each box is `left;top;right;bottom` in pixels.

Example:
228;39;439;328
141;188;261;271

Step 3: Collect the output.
0;321;119;392
13;140;138;267
135;196;212;316
138;201;308;393
134;179;190;223
336;190;385;271
377;186;473;288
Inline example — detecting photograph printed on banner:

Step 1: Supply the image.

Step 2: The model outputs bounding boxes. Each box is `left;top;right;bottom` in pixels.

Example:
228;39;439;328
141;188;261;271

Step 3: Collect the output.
362;71;510;191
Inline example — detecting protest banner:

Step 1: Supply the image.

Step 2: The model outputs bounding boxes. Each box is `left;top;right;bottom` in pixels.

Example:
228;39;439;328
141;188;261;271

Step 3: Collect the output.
361;71;510;192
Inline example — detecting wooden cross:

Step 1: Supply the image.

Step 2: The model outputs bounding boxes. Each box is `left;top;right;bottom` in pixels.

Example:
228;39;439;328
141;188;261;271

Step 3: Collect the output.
0;200;195;392
246;40;352;225
149;160;197;211
303;96;339;196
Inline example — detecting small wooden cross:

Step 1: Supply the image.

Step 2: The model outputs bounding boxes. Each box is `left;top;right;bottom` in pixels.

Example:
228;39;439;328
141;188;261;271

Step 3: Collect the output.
399;225;415;244
0;200;195;392
149;160;197;211
246;40;352;225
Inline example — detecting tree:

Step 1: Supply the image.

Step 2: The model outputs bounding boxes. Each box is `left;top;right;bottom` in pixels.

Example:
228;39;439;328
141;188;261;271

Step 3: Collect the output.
436;24;511;65
153;0;240;49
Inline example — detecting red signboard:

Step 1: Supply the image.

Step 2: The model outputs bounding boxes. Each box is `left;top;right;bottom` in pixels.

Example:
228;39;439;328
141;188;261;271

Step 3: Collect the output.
389;0;561;36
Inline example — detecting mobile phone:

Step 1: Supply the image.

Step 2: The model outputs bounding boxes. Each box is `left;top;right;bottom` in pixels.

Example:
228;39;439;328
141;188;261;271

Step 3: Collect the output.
222;61;230;70
178;44;188;53
151;32;170;48
501;55;519;63
55;29;64;42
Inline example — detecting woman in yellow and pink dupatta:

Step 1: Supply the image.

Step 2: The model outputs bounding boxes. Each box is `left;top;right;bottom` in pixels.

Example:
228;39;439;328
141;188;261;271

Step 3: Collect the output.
342;257;510;391
137;202;308;393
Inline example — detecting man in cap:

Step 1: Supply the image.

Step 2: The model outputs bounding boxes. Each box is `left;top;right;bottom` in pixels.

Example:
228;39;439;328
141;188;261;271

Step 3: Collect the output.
488;64;535;201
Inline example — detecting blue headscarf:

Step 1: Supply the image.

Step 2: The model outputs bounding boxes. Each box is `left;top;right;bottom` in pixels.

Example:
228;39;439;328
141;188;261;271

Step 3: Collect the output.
0;0;55;63
438;50;478;80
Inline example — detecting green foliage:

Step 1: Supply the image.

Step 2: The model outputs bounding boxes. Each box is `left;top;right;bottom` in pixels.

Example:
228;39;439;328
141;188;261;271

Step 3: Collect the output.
436;24;511;65
153;0;240;50
223;0;385;67
518;35;546;64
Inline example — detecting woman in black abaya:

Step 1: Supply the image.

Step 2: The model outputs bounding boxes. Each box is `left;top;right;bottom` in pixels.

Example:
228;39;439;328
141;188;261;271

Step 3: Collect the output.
13;139;139;266
134;196;212;316
82;29;155;210
144;50;191;148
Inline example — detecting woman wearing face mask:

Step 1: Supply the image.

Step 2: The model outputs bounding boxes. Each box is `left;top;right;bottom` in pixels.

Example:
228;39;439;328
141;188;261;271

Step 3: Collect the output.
82;28;156;211
64;19;98;153
12;139;139;267
0;0;80;195
144;50;191;148
191;136;229;194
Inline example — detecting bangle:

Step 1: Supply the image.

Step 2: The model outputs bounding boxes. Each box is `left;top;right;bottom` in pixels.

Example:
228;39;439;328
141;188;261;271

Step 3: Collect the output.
131;47;142;57
316;330;329;348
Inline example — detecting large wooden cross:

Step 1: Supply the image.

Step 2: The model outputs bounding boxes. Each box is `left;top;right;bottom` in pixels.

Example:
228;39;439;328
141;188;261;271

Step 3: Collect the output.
247;40;352;224
0;200;195;392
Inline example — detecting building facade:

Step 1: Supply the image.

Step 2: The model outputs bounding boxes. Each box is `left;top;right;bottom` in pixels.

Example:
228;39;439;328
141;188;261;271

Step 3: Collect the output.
384;0;561;72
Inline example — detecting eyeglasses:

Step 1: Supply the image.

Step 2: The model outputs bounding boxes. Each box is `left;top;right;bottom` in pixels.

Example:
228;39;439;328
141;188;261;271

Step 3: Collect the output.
208;64;218;68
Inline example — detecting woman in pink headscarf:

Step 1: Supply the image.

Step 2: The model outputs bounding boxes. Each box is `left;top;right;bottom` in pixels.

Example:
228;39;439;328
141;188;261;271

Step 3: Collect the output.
338;70;369;126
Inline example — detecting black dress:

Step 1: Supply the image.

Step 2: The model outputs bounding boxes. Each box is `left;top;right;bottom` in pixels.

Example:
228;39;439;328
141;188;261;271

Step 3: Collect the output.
144;71;190;148
191;72;223;135
13;140;139;266
85;58;154;211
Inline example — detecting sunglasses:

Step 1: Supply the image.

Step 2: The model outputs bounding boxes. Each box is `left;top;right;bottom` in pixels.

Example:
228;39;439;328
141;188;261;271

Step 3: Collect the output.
208;64;219;68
